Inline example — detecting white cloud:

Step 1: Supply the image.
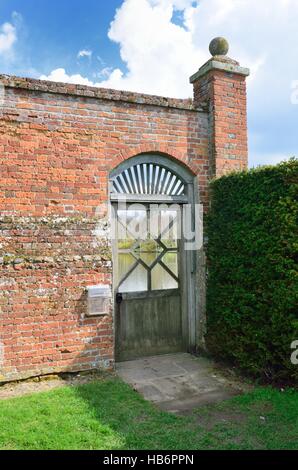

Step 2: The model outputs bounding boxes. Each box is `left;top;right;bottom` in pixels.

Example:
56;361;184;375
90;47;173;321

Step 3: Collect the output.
96;66;113;79
42;0;297;97
39;67;125;89
0;21;17;55
103;0;204;96
41;0;205;97
40;0;298;165
0;12;22;59
148;0;195;9
77;49;92;59
40;68;95;86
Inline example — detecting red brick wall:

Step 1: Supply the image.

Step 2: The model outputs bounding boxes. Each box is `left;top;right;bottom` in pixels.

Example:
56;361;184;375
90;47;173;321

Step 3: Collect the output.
193;68;248;176
0;77;209;381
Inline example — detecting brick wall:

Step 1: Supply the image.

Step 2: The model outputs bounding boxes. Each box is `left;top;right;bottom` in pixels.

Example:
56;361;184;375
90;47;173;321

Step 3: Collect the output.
0;76;209;381
191;57;249;176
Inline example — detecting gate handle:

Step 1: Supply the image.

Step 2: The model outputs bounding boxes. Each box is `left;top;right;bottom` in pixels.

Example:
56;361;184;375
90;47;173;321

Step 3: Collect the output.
116;293;123;304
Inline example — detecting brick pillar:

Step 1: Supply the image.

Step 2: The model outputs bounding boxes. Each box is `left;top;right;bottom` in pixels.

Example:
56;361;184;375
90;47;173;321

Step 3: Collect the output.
190;38;250;177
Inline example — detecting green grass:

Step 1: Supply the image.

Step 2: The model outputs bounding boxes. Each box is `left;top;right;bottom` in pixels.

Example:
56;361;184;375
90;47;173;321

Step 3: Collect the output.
0;378;297;450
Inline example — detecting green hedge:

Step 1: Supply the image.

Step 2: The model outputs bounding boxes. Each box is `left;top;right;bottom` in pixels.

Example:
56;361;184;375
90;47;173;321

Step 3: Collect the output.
206;159;298;383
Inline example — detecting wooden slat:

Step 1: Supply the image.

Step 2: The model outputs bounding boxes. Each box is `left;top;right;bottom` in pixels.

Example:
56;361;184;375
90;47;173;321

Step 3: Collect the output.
112;163;186;197
120;288;180;301
111;193;188;203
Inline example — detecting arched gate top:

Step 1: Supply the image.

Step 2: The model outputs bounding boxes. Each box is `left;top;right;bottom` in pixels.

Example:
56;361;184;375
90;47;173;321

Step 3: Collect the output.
110;154;194;202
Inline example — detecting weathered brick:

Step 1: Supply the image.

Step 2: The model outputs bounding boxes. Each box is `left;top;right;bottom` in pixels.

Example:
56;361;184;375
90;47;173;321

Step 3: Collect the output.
0;55;248;382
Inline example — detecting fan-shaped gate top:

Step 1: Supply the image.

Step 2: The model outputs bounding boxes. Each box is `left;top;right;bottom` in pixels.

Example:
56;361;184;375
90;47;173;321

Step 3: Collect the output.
111;163;185;196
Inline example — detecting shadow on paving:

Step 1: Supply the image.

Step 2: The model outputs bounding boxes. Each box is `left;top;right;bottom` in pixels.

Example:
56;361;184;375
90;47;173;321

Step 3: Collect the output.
115;353;247;414
71;353;253;450
72;375;298;450
72;375;205;450
1;359;296;450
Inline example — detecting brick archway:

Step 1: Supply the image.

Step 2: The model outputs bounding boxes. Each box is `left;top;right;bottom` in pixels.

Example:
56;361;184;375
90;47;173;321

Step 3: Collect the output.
110;144;198;176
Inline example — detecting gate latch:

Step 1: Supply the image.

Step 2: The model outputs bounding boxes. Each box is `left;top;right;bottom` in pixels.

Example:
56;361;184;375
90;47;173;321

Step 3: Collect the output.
116;293;123;304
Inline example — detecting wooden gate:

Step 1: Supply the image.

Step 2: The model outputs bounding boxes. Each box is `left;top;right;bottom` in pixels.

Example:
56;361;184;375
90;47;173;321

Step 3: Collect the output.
114;204;183;360
110;155;197;362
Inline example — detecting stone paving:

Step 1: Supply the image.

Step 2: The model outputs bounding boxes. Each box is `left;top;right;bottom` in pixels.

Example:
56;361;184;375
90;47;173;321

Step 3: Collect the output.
116;353;250;414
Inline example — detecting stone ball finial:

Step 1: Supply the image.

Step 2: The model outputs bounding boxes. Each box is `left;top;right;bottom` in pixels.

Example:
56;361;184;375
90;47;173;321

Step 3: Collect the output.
209;37;229;57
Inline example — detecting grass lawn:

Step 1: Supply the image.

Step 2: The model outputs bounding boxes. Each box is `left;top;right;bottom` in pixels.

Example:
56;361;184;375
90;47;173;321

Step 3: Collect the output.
0;377;297;450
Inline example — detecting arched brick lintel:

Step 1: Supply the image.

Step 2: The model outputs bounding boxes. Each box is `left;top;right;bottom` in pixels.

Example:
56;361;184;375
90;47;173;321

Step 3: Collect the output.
110;144;198;176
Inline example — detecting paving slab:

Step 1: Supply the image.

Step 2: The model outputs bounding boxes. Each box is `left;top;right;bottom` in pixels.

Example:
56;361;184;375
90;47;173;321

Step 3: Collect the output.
116;353;247;414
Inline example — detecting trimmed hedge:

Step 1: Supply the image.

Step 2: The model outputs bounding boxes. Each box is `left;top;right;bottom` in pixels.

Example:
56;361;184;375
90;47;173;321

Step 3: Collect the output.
206;159;298;383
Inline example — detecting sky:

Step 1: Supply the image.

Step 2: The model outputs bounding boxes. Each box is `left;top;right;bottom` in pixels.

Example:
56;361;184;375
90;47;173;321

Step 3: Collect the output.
0;0;297;167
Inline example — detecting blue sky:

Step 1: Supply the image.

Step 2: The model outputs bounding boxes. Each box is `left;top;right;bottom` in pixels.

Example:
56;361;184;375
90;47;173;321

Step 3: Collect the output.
0;0;124;77
0;0;297;167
